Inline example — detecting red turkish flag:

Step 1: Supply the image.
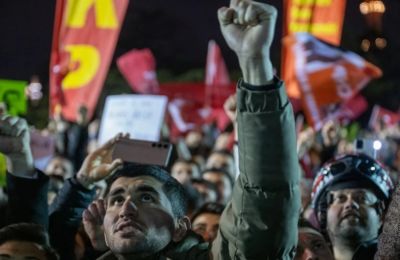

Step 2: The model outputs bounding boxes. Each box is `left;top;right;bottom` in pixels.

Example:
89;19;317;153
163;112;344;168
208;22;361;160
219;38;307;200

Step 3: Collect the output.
158;83;210;139
117;48;159;94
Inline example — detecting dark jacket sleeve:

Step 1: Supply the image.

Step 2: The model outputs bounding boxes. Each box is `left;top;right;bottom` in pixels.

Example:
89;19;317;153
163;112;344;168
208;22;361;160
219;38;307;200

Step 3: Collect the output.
6;170;49;229
375;183;400;260
211;79;301;260
49;176;96;260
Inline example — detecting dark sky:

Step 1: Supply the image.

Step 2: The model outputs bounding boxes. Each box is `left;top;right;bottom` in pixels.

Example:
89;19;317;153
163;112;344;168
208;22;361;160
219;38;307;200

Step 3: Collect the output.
0;0;399;86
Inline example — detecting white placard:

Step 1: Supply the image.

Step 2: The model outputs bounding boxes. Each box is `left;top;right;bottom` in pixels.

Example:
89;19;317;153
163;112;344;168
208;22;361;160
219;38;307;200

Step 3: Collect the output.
98;95;168;144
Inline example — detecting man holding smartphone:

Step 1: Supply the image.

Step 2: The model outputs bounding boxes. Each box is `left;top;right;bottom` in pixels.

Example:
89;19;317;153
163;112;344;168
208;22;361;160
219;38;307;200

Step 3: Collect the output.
78;0;300;259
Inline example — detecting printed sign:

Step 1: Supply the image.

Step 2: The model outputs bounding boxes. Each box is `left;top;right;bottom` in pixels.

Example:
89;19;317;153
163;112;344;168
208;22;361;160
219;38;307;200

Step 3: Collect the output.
0;79;27;116
98;95;168;144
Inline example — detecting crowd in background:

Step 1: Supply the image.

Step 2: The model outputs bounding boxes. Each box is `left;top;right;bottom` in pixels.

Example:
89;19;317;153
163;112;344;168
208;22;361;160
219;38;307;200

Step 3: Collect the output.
1;0;400;259
2;90;400;259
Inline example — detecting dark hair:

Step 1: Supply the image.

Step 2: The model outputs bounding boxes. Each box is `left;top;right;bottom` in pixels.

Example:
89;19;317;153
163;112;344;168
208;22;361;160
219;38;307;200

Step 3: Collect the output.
0;223;59;260
201;168;234;187
172;158;192;165
191;178;218;191
298;218;321;232
191;202;225;222
209;149;234;159
105;163;188;218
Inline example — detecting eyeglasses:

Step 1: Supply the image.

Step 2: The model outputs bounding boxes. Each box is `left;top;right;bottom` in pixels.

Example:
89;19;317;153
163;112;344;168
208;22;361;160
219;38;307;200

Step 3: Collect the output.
329;189;379;206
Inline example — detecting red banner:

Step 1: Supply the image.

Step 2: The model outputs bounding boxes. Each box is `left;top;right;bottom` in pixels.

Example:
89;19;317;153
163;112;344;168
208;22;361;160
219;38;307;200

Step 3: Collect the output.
49;0;128;122
117;48;159;94
369;105;400;129
286;34;381;130
282;0;346;98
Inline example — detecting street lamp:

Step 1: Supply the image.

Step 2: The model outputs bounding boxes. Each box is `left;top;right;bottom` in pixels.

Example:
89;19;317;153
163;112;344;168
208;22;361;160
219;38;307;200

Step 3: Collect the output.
359;0;386;52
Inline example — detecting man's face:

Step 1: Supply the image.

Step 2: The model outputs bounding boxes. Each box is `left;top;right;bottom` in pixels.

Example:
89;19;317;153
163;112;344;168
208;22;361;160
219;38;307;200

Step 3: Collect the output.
206;153;234;177
0;240;47;260
192;213;220;242
103;176;177;256
202;171;232;204
295;228;334;260
326;188;382;242
45;157;72;180
171;162;192;185
192;182;218;203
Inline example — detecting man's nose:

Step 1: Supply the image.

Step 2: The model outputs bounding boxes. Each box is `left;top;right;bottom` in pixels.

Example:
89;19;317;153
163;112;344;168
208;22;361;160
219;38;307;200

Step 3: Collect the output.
119;196;138;219
303;248;318;260
344;195;360;210
204;229;217;243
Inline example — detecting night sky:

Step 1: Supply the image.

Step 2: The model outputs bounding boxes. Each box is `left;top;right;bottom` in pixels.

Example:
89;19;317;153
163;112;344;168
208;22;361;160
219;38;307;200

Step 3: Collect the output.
0;0;400;87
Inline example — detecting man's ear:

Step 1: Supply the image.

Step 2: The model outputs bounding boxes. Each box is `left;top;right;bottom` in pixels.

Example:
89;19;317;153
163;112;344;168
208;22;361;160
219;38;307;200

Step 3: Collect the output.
104;233;109;247
377;201;385;226
172;216;191;242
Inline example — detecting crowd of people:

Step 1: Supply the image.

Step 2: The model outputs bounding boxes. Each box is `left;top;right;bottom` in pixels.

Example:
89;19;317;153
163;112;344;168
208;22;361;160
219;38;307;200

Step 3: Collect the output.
1;0;400;259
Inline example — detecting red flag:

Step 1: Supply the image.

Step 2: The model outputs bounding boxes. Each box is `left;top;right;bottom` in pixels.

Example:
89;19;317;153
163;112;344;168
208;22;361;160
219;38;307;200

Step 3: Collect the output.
333;95;369;121
49;0;128;122
286;33;382;130
205;40;235;107
369;105;400;129
158;83;210;139
205;41;230;87
205;40;235;130
117;48;159;94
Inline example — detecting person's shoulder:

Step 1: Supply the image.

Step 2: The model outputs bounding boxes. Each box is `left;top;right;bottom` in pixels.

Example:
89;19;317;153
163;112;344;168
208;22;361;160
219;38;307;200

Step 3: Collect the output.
353;239;377;260
96;250;117;260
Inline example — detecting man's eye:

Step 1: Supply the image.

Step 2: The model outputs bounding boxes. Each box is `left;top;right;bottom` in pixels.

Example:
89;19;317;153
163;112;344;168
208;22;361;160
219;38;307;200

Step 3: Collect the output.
312;241;324;251
140;193;155;203
111;196;124;205
193;226;206;234
334;194;347;203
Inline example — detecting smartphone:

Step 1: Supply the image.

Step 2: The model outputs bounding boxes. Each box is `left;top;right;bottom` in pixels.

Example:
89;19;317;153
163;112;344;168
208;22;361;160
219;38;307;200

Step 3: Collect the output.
354;138;382;159
112;138;173;168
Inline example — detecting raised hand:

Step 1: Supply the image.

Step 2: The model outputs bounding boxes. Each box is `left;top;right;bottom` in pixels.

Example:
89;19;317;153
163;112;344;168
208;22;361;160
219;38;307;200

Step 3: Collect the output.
218;0;277;85
76;133;128;189
218;0;277;59
0;115;34;176
224;94;237;123
82;199;108;251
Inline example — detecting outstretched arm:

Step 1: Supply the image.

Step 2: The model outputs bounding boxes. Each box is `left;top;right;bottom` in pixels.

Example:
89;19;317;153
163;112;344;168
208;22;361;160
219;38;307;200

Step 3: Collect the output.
212;1;301;259
49;134;126;259
0;115;49;228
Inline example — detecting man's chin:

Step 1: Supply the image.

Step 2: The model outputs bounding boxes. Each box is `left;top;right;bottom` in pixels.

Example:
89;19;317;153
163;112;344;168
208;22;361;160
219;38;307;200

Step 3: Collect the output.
112;240;146;255
341;216;361;226
337;224;366;240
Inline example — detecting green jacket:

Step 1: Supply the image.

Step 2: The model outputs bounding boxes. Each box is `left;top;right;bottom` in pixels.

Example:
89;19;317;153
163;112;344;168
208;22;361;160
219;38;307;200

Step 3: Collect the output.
99;79;301;260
